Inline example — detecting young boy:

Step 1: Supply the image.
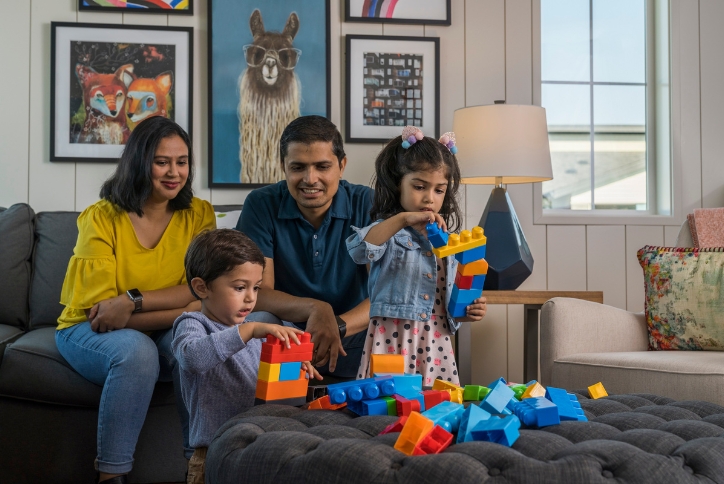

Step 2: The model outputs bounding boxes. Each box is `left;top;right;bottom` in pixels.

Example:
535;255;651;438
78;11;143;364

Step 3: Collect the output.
172;229;321;484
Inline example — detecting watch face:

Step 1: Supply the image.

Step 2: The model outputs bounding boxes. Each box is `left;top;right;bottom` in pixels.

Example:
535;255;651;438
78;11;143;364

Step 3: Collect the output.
128;289;142;301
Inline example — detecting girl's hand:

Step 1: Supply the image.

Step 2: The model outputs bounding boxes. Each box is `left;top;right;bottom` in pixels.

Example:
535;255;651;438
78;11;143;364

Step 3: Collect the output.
402;212;447;235
458;297;487;322
302;361;323;380
249;323;304;348
89;295;134;333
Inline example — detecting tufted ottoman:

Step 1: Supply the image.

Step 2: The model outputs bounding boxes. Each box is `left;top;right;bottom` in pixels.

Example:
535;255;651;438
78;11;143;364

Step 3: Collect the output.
206;392;724;483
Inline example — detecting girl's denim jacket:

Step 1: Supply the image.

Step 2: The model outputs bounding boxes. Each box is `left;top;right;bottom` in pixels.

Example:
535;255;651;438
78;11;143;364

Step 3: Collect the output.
346;220;461;335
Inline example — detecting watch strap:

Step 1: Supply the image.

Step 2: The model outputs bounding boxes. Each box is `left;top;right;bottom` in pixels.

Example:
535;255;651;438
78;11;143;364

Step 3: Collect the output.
335;316;347;340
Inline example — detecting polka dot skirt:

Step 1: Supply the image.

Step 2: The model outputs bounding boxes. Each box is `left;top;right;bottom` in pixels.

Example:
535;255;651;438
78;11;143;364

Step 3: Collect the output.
357;257;459;386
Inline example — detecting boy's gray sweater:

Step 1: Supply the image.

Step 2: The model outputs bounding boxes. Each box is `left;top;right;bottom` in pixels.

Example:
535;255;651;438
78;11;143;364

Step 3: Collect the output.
171;311;261;448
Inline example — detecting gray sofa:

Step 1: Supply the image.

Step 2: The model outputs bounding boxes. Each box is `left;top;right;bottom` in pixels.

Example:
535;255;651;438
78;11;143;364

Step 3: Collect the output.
0;203;236;484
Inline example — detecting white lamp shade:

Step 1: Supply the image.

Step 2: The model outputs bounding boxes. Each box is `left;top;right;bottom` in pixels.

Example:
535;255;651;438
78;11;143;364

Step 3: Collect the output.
452;104;553;184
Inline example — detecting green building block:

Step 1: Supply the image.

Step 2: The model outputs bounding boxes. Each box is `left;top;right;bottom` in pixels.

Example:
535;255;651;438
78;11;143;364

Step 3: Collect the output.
383;396;397;416
463;385;491;401
510;384;528;400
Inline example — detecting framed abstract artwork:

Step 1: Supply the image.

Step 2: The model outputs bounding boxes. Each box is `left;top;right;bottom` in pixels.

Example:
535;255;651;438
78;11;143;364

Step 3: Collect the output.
345;35;439;143
79;0;193;15
345;0;451;26
208;0;331;188
50;22;193;162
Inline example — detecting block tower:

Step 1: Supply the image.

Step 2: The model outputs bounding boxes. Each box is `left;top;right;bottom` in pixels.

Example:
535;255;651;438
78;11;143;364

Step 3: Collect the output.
255;332;314;406
427;223;488;318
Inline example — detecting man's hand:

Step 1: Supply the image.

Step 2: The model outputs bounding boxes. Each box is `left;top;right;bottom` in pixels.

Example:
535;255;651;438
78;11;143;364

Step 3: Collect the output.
306;301;346;371
457;297;487;322
89;295;134;333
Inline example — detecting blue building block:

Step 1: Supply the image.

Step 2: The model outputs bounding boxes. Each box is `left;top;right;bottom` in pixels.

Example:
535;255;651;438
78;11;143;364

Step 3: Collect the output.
426;222;449;248
479;383;515;415
454;244;487;265
448;286;483;318
513;397;560;428
391;374;422;399
278;362;302;381
470;415;521;447
471;275;486;290
456;404;492;443
327;376;396;405
489;377;508;388
348;398;389;416
545;387;588;422
422;401;465;433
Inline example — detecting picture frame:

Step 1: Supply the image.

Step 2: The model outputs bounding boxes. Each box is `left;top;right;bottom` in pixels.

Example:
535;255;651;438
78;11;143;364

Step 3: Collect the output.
79;0;193;15
345;35;440;144
50;22;193;163
208;0;331;188
345;0;451;26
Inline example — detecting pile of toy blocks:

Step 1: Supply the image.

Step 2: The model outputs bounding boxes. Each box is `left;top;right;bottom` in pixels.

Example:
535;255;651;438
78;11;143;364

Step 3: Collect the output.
426;223;488;317
255;332;314;406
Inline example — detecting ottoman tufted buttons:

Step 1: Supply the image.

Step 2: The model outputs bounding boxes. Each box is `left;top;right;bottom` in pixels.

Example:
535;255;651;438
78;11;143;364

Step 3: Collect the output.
602;470;614;478
683;465;694;474
489;468;501;476
391;463;402;470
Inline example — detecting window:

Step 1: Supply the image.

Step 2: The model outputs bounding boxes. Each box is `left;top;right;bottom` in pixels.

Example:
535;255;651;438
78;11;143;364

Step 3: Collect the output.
539;0;670;215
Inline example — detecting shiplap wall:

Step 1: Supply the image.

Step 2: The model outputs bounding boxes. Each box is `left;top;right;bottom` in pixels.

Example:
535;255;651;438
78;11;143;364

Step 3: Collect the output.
1;0;722;385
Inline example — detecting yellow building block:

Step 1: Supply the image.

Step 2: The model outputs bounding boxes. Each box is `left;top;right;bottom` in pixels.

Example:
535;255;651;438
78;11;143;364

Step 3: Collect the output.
432;226;487;258
448;388;464;404
521;382;546;399
457;259;489;276
258;361;280;382
370;354;405;375
432;379;462;393
588;382;608;399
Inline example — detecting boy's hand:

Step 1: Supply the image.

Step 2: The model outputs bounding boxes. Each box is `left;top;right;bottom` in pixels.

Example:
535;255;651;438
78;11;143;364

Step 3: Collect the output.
302;361;323;380
458;297;487;322
244;322;303;347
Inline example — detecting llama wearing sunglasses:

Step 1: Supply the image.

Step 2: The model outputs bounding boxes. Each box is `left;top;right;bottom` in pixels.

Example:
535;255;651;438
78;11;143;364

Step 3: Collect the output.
238;9;302;184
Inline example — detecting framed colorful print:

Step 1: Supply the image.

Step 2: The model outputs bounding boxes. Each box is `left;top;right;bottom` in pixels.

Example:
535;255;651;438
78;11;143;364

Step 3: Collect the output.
345;35;439;144
79;0;193;15
50;22;193;162
345;0;451;26
208;0;331;188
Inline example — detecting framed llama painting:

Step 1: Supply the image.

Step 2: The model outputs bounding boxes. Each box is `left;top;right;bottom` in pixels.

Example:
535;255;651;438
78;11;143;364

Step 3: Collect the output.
50;22;193;162
345;0;451;26
345;35;440;143
79;0;193;15
208;0;331;188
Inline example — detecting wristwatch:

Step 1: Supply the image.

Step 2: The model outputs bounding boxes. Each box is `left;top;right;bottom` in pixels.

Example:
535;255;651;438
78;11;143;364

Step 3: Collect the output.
335;316;347;340
126;288;143;313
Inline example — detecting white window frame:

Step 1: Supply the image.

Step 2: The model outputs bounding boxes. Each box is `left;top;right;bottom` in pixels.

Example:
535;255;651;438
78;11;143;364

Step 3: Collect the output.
533;0;684;226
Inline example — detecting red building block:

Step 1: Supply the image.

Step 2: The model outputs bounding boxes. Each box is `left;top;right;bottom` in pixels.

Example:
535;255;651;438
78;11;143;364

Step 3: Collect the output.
413;425;454;455
421;390;450;410
260;332;314;363
394;394;421;417
379;415;408;435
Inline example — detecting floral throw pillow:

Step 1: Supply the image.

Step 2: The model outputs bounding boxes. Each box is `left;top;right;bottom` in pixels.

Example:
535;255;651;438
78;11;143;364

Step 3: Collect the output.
638;246;724;350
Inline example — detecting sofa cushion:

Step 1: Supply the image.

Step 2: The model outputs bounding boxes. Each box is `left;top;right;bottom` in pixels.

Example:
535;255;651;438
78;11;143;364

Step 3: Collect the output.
551;351;724;405
0;204;35;328
29;212;79;329
0;327;175;407
0;324;24;363
638;245;724;350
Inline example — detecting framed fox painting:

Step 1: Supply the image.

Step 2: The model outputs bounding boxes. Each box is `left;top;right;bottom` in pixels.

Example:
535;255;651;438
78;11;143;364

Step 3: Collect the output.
208;0;331;188
50;22;192;162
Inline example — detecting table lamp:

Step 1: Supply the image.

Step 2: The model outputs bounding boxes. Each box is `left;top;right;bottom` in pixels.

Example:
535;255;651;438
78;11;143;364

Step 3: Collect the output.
452;102;553;290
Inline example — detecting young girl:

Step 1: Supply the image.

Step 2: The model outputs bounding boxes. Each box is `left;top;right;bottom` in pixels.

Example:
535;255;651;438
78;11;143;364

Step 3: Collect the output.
346;126;487;386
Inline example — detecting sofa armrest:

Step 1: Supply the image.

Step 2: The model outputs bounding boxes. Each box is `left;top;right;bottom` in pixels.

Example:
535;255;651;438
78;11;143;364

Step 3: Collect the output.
539;297;648;385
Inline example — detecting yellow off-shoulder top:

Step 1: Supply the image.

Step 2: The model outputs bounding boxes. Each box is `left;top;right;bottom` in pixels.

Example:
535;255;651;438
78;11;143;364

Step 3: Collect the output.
57;197;216;330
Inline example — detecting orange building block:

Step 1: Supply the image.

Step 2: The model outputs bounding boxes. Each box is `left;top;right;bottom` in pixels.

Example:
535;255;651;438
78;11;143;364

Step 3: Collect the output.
260;332;314;363
370;354;405;375
307;395;347;410
256;375;308;401
432;227;486;258
457;259;489;277
521;382;546;399
588;382;608;399
394;412;434;455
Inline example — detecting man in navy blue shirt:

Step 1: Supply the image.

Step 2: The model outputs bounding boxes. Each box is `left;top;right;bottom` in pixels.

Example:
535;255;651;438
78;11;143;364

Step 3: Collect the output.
237;116;373;378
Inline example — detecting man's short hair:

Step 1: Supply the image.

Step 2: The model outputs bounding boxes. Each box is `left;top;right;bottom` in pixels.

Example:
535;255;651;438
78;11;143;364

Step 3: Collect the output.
279;115;346;166
185;229;265;298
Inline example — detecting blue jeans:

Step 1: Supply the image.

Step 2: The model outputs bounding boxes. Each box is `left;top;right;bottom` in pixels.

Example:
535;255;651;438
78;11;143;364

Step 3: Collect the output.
55;323;190;474
248;311;365;379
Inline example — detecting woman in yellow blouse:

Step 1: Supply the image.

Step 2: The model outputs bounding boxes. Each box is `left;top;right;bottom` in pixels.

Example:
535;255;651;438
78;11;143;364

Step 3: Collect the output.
55;117;215;484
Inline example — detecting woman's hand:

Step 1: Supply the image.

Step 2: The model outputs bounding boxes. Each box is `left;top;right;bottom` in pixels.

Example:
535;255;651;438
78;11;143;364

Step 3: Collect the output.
89;295;135;333
401;211;447;236
457;297;487;322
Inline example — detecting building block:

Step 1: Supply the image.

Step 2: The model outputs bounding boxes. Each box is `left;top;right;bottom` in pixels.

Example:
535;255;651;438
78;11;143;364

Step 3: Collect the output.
382;396;397;416
456;404;492;443
432;379;462;393
489;377;507;388
413;425;453;455
422;401;464;433
261;332;314;363
255;377;308;402
379;415;408;435
454;273;486;291
394;412;434;455
463;385;490;401
521;382;546;400
588;382;608;399
279;362;302;381
422;389;450;410
370;354;405;375
448;286;483;318
391;374;422;399
307;395;346;410
327;376;395;405
254;396;306;406
546;387;587;422
426;222;449;248
307;385;327;402
470;415;521;447
479;383;515;415
348;398;389;416
457;259;489;277
454;244;487;265
394;394;421;417
509;384;528;400
514;397;560;428
257;361;280;382
432;226;487;259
